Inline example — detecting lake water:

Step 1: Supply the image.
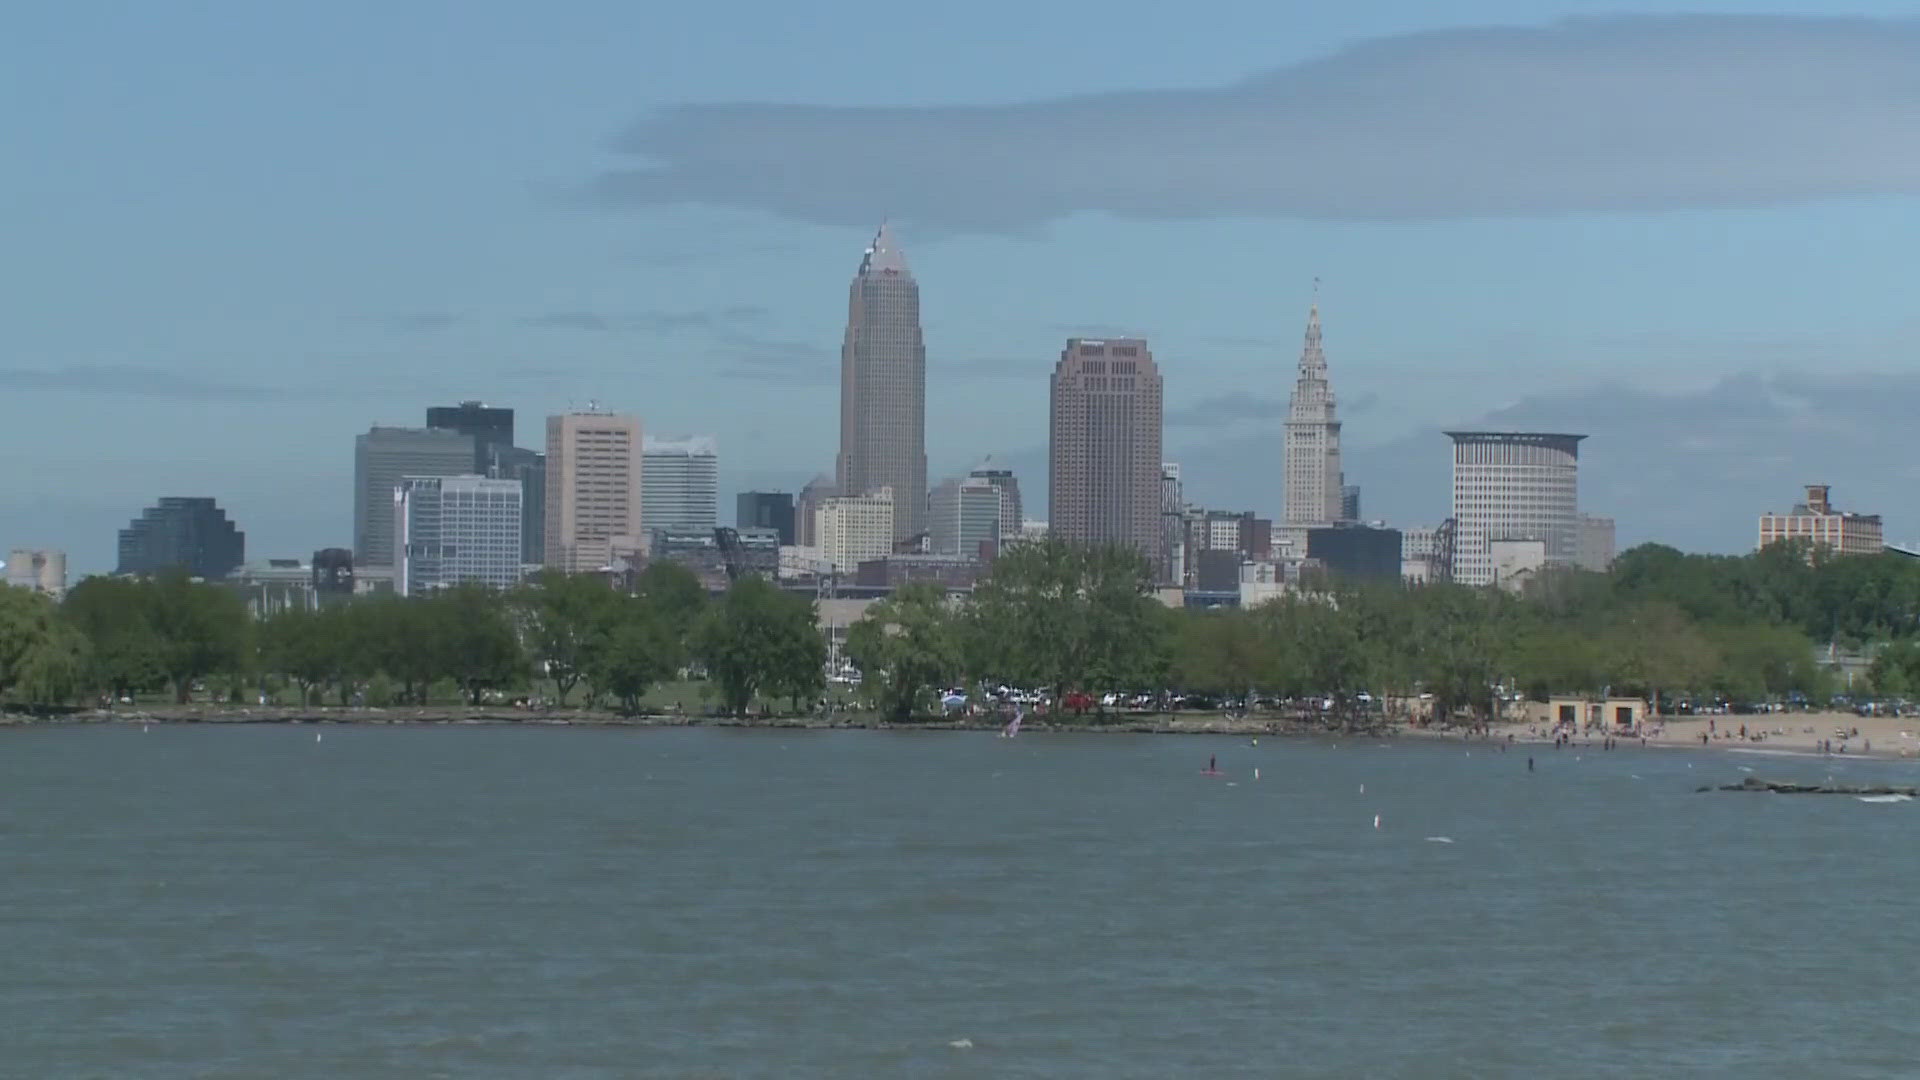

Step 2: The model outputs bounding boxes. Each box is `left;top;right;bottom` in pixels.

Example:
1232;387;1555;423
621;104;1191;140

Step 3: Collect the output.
4;725;1918;1078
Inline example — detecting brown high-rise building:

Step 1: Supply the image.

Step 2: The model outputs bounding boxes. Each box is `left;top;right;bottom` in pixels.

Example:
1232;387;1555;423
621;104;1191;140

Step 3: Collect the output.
545;409;643;573
1049;338;1163;563
836;223;927;544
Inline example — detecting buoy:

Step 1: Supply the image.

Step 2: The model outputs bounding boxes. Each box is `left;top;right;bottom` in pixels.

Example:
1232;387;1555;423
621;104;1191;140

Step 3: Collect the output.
1359;783;1365;795
1253;767;1260;781
315;732;323;743
1373;814;1381;829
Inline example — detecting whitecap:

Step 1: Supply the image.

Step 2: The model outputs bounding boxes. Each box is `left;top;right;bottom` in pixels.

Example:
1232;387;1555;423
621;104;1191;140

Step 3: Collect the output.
1424;836;1454;844
1857;794;1913;804
949;1038;974;1050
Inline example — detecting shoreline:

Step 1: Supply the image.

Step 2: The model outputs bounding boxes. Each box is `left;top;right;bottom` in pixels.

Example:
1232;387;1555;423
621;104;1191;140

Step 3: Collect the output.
8;706;1918;759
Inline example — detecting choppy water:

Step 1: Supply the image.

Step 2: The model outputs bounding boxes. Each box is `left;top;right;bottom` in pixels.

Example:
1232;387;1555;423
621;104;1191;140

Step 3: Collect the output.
3;725;1918;1078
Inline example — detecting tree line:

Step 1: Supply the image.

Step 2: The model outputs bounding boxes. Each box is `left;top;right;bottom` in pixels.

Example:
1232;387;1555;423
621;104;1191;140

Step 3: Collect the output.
4;536;1917;720
0;563;824;715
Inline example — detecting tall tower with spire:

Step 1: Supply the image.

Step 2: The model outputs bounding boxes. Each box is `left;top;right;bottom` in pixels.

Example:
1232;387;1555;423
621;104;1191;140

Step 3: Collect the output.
836;222;927;543
1283;295;1345;534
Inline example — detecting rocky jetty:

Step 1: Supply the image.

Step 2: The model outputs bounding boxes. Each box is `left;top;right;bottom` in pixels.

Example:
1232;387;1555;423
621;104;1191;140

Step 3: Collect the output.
1700;776;1919;796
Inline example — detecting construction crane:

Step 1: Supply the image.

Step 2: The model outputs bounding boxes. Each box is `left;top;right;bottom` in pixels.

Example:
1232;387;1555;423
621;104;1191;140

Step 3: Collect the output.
713;526;745;582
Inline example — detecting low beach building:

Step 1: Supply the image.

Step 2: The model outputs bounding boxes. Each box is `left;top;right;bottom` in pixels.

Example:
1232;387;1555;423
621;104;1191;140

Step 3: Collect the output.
1530;696;1649;732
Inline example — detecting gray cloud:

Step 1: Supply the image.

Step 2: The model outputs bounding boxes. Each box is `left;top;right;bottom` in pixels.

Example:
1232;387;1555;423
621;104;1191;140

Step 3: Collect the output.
1166;394;1289;427
0;364;281;401
708;332;836;386
525;306;770;333
379;313;459;333
525;312;617;332
587;15;1920;233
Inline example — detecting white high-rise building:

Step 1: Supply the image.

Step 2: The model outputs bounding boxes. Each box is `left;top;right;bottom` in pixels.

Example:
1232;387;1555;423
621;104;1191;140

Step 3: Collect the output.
1448;432;1584;587
1283;301;1345;536
395;475;524;596
4;548;67;598
641;435;719;535
816;487;895;573
927;475;1002;557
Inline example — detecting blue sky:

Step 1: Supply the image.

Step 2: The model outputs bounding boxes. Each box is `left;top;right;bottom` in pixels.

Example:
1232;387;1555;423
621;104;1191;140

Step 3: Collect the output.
7;1;1920;573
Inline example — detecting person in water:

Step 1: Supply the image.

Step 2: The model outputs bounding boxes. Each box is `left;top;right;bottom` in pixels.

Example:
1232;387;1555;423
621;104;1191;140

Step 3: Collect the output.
1209;755;1217;772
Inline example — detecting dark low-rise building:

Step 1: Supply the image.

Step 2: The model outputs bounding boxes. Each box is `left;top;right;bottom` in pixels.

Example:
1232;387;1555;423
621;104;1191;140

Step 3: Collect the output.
312;548;355;596
853;554;983;591
1194;548;1242;592
736;491;797;546
1306;524;1403;580
118;497;245;579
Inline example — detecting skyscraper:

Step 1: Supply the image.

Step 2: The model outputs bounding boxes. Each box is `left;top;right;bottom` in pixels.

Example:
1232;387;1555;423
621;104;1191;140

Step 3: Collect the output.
640;435;719;535
928;475;1002;557
1283;302;1345;533
117;497;245;579
545;410;643;573
737;491;797;546
426;401;514;472
1447;431;1584;587
395;476;524;596
836;223;927;543
1049;338;1164;563
493;446;546;566
355;427;476;567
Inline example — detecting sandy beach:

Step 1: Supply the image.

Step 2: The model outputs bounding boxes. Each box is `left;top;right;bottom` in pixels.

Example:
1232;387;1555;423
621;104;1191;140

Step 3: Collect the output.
1491;710;1920;759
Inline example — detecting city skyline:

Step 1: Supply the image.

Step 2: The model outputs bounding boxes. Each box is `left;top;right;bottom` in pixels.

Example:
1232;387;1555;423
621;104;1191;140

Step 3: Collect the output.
10;6;1920;571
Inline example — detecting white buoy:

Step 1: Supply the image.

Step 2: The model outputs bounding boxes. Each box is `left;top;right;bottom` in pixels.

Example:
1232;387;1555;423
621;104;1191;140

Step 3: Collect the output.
1359;783;1365;795
142;725;149;733
1253;767;1260;781
315;732;323;743
1373;814;1381;829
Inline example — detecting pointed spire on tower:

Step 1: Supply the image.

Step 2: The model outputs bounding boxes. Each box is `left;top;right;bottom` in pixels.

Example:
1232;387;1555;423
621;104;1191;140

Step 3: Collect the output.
1298;280;1325;377
860;219;909;276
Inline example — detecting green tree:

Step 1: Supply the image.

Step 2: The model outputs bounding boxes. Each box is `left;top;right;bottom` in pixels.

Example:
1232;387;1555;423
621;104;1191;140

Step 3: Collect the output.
258;606;347;706
845;582;962;720
1869;640;1920;697
432;584;525;706
580;594;683;714
63;576;166;700
635;561;707;639
694;576;822;716
514;571;617;705
1598;601;1718;713
0;585;89;707
966;538;1166;715
147;572;249;704
357;594;441;704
